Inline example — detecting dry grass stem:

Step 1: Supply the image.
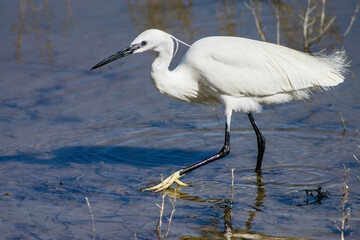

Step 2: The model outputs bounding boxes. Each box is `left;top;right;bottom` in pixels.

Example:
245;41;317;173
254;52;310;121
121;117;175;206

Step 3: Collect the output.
274;4;280;45
339;112;346;133
302;0;315;50
354;154;360;165
155;174;177;240
320;0;326;31
156;192;166;239
85;197;96;240
245;0;267;42
226;164;235;202
301;0;336;51
355;141;360;180
333;165;350;240
164;189;176;240
308;16;336;46
245;0;356;52
344;2;360;37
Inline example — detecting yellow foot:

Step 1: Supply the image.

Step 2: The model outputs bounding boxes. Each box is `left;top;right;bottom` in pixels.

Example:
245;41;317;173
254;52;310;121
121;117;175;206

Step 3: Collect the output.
142;170;188;192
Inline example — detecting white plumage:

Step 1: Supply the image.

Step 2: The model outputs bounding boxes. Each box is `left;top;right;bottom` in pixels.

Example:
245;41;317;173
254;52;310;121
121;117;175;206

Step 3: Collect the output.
141;30;346;114
91;29;348;191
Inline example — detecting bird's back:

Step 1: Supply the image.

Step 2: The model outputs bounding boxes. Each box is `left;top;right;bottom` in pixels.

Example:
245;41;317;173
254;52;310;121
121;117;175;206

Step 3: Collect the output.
182;36;347;98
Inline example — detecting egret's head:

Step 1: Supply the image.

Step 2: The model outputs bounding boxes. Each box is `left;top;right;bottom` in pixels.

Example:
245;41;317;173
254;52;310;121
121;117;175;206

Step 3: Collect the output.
90;29;172;71
131;29;172;54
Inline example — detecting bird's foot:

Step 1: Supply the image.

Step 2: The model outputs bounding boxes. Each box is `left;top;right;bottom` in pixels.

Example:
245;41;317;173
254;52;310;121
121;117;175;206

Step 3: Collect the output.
142;170;188;192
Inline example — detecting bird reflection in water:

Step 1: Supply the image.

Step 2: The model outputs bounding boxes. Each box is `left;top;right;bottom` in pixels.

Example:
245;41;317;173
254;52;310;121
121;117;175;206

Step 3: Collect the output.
157;171;267;239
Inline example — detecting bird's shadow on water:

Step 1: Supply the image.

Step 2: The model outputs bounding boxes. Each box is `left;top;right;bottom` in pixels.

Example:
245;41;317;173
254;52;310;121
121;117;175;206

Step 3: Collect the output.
0;145;220;206
0;145;213;167
0;145;217;193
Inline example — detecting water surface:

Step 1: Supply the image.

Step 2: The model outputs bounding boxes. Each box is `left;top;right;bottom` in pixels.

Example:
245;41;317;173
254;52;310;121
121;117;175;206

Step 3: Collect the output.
1;0;360;239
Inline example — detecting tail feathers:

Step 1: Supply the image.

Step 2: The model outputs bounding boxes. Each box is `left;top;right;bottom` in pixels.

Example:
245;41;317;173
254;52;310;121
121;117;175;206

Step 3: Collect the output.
313;50;349;84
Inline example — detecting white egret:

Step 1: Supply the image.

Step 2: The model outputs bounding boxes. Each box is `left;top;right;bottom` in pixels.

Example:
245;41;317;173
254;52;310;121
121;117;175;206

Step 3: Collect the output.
91;29;347;192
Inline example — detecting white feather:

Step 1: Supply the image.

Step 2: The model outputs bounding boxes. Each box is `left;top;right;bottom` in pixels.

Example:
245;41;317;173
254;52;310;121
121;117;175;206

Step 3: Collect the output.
176;36;347;113
128;29;347;114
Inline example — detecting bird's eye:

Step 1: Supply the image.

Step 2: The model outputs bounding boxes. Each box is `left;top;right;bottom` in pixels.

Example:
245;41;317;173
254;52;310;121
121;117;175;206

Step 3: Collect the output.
141;41;147;46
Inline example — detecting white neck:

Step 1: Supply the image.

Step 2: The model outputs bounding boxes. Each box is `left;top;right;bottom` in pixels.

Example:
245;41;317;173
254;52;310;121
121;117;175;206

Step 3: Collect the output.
150;38;174;95
150;36;198;103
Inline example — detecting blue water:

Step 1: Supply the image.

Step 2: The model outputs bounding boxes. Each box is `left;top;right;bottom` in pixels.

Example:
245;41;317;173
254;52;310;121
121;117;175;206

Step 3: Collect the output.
1;0;360;239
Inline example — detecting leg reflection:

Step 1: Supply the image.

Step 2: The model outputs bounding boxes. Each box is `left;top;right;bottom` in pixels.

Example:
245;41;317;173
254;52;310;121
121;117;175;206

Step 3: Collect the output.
246;171;265;231
223;170;266;238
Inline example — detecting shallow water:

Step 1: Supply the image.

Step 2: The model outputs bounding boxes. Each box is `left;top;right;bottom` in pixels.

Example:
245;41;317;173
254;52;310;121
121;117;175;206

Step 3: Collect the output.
1;0;360;239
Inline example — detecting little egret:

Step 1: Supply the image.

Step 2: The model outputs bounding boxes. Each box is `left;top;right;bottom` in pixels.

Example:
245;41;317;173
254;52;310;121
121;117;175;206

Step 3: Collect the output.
91;29;347;192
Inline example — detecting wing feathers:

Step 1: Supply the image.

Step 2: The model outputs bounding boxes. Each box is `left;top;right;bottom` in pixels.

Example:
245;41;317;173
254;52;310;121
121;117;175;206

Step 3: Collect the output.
185;37;347;97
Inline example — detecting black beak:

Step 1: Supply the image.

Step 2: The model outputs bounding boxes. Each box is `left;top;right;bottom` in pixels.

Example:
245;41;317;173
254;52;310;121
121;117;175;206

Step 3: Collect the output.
90;43;141;71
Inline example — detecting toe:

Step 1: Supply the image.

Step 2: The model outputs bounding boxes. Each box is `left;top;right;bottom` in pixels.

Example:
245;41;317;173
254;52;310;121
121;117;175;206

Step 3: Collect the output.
142;170;186;192
175;179;188;187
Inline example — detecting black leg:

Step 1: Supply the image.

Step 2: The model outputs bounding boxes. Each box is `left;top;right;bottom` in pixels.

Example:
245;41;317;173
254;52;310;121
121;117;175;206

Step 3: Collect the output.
247;112;266;172
143;114;233;191
179;116;231;176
